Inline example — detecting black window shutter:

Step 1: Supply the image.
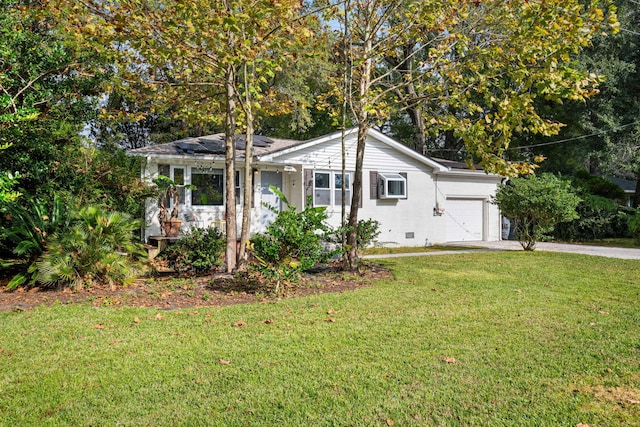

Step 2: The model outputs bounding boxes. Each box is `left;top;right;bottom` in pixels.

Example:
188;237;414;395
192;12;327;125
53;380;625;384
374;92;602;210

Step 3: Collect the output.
369;171;378;199
400;172;408;199
251;169;256;208
304;169;313;204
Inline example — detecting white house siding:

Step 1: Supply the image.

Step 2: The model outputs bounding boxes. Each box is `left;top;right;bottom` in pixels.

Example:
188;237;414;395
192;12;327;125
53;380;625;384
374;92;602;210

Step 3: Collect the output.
135;129;502;245
272;133;449;246
361;138;441;246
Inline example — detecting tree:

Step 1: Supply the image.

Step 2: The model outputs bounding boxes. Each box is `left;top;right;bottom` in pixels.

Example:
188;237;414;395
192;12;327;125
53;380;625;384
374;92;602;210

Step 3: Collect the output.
493;174;581;250
0;159;20;204
582;1;640;205
0;0;108;201
389;1;618;174
322;0;615;270
57;0;316;271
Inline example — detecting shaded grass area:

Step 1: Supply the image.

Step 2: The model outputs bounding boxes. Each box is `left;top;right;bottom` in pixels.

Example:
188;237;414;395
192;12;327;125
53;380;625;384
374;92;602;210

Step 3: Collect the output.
1;252;639;426
569;237;640;249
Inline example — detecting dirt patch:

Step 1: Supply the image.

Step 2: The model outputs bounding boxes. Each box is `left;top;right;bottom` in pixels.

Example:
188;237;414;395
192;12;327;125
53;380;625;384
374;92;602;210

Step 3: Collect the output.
0;263;392;312
589;384;640;407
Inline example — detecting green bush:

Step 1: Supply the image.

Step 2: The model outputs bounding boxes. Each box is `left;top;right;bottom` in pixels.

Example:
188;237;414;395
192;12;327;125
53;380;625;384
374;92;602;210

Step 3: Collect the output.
161;226;225;274
328;218;381;252
0;195;73;289
629;213;640;244
35;205;146;289
554;195;620;241
355;219;381;249
493;174;580;250
251;187;336;294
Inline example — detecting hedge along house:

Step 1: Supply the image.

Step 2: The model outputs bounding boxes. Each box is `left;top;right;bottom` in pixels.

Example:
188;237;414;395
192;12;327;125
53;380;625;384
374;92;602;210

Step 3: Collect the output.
129;128;503;246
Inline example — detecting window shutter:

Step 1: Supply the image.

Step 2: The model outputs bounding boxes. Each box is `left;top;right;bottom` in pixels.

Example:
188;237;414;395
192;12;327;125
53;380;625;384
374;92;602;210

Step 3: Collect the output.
369;171;378;199
400;172;408;199
251;169;256;208
304;169;313;204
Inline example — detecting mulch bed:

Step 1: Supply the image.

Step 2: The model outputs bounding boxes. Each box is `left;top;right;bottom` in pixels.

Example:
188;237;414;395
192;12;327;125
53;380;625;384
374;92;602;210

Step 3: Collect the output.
0;263;392;312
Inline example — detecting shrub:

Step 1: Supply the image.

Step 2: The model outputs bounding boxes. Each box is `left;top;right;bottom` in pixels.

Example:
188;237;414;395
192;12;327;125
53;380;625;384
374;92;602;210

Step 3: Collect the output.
1;195;73;289
493;174;580;250
629;213;640;244
251;186;336;294
328;218;381;253
554;195;620;241
573;170;626;201
35;205;146;289
161;226;225;274
355;219;381;249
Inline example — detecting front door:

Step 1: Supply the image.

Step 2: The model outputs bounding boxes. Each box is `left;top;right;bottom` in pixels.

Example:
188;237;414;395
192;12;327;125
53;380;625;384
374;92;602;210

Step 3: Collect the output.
260;171;283;229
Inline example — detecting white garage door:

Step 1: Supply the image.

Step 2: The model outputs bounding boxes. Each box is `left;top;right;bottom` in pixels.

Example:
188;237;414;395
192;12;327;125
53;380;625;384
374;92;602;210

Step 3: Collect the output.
445;199;484;241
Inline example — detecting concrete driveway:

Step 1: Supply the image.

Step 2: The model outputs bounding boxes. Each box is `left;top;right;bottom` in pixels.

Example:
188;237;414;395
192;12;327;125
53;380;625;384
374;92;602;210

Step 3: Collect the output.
445;240;640;260
363;241;640;260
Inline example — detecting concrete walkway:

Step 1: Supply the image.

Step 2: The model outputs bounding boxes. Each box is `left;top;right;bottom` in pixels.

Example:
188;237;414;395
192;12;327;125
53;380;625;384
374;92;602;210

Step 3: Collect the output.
363;240;640;260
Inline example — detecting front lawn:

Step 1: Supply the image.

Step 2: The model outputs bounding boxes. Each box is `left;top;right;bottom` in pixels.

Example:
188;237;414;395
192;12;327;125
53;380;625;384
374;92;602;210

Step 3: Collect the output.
1;252;638;426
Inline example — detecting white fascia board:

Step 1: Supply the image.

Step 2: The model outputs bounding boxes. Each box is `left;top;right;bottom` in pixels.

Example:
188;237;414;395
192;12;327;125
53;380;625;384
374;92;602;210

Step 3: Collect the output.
128;153;230;162
436;169;503;180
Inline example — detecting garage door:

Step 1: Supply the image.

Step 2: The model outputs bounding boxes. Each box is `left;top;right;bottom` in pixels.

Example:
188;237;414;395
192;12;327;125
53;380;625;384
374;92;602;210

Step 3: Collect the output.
445;199;484;241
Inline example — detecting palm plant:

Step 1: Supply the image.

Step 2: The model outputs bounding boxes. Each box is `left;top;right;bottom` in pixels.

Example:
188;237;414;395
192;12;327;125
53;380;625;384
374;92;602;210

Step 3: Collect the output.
36;206;146;289
1;196;72;289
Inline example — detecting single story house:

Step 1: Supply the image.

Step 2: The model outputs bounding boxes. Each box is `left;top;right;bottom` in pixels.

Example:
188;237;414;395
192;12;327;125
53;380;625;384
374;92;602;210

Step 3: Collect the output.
129;128;503;246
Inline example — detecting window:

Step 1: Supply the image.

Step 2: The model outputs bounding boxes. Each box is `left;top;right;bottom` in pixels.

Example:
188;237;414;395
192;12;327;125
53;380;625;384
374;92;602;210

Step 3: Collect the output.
158;164;185;208
157;165;244;207
314;171;351;206
235;170;242;205
334;173;351;206
378;173;407;199
191;168;224;206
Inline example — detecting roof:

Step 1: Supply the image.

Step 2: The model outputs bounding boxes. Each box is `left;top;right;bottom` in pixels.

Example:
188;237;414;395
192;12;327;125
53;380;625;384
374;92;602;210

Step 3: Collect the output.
607;176;636;193
128;133;303;158
129;128;498;177
430;157;483;172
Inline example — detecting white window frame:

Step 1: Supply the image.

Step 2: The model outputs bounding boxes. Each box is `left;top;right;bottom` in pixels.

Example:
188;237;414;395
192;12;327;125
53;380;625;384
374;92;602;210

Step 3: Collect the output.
158;164;186;209
313;171;352;207
158;165;245;207
378;173;407;199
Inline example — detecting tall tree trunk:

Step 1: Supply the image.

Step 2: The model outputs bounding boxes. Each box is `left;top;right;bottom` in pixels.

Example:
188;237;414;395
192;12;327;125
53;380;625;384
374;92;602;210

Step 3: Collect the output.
406;104;426;153
388;43;426;154
238;64;254;266
340;0;351;258
346;11;373;271
401;45;426;154
346;120;368;270
224;64;237;273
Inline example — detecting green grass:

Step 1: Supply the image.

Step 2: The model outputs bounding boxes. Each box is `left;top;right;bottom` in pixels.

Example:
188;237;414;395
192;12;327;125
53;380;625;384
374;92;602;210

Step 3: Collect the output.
571;237;640;249
1;252;639;426
361;244;477;255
